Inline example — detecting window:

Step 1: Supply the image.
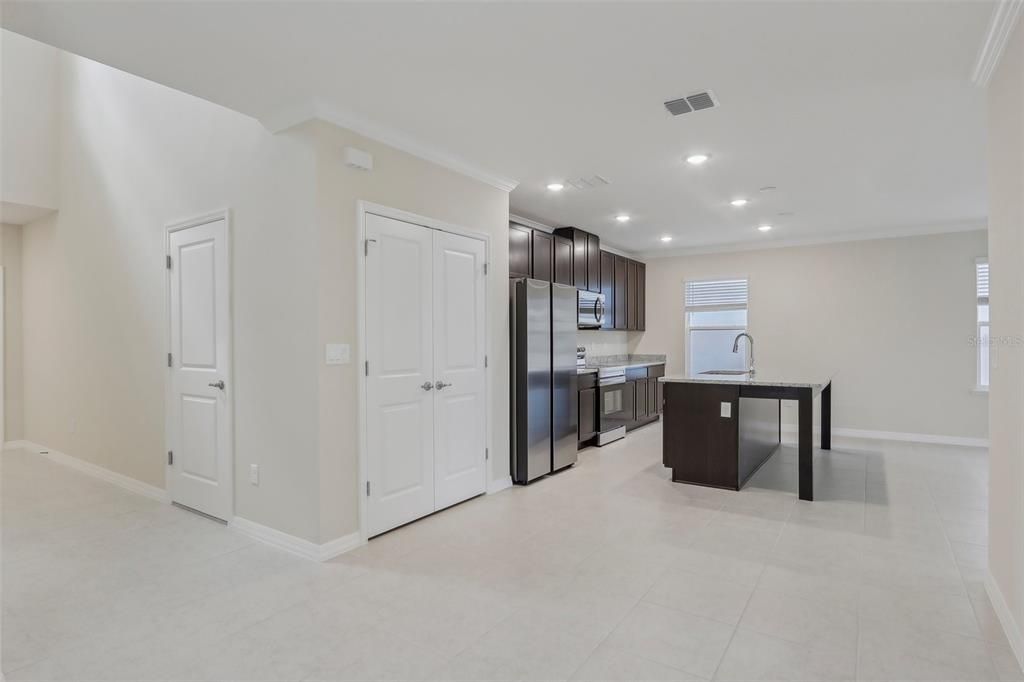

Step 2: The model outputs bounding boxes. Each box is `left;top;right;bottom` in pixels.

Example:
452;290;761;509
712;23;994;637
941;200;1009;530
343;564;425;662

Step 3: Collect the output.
977;259;989;389
685;278;749;376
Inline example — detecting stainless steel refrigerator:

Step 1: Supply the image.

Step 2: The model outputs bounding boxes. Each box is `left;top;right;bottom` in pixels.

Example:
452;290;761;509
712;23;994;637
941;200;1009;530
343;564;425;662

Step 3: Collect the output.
510;278;578;484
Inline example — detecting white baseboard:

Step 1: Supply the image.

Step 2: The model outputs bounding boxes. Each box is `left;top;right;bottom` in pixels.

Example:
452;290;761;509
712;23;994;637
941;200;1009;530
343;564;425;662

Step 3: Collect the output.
987;571;1024;671
230;516;364;562
487;475;513;494
7;440;169;503
778;424;989;449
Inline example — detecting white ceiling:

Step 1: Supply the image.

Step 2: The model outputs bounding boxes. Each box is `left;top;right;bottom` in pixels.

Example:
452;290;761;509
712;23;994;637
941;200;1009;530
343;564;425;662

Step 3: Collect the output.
2;1;994;255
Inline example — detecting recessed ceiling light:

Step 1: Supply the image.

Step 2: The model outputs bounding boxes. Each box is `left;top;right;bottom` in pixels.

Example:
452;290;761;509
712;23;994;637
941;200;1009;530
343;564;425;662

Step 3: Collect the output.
616;214;631;223
686;154;710;166
730;198;749;207
660;236;673;242
547;183;564;192
758;224;773;232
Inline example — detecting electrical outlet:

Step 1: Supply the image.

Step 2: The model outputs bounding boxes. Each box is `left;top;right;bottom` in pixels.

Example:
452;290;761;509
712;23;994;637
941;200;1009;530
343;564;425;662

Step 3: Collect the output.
249;464;260;486
720;402;732;418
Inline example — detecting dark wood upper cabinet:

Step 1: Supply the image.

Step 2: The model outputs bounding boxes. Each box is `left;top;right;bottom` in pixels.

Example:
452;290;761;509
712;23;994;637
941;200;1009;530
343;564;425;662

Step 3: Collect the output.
637;262;646;331
553;235;573;286
599;250;616;330
509;223;532;279
531;230;553;282
614;255;627;330
553;227;600;293
626;259;638;330
586;234;601;293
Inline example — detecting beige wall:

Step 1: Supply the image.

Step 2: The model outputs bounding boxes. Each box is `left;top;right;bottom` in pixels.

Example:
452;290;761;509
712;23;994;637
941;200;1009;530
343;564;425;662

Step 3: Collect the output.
1;223;24;441
9;45;511;545
986;15;1024;660
0;31;59;212
18;49;324;541
309;121;510;543
635;230;989;440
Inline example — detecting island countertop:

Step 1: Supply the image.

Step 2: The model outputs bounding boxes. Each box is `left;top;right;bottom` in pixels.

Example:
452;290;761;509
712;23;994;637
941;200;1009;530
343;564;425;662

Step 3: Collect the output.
659;373;831;395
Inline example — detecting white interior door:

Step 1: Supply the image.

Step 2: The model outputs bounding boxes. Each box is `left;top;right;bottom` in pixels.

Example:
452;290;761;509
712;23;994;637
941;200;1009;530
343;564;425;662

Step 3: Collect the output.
167;217;232;521
432;231;487;510
365;213;435;537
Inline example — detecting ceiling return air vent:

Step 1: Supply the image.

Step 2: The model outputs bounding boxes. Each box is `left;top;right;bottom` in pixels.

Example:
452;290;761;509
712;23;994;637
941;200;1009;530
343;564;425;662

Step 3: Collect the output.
664;90;719;116
564;175;611;191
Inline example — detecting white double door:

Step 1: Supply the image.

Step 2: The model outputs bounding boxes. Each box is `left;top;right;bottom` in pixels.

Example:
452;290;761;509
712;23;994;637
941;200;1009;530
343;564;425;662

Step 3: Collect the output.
365;213;487;537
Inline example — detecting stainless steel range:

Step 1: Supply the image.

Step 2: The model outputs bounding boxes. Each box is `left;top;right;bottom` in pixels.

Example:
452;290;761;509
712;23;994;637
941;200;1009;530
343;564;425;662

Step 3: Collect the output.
596;366;631;445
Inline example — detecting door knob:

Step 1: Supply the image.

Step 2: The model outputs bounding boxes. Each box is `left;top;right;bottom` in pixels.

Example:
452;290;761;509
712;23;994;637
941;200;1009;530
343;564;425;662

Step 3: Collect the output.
420;382;434;391
435;381;452;390
208;380;225;390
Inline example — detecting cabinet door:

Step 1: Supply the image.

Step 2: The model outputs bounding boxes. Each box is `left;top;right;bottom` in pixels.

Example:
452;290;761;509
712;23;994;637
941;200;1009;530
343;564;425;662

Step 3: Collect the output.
553;235;573;285
599;250;615;330
578;387;597;441
586;234;601;293
637;262;646;331
634;378;648;420
614;255;627;330
509;224;532;279
626;260;638;330
656;381;664;415
531;231;553;282
572;235;588;291
648;378;658;416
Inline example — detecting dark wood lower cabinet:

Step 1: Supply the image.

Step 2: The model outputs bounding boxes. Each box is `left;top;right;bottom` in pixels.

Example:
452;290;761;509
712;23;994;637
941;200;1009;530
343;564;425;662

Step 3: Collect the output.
579;387;597;443
634;379;648;420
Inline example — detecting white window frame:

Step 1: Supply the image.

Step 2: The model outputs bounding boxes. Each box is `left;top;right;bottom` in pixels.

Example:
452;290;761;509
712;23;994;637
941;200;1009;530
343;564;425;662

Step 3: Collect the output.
976;258;989;392
684;277;749;377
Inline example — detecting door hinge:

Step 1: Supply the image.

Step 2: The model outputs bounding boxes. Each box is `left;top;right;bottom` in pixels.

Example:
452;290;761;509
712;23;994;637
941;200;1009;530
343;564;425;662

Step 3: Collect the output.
483;262;489;275
165;255;172;270
485;448;489;461
167;450;173;465
364;238;377;256
365;360;369;376
366;481;371;497
167;352;173;367
484;355;488;368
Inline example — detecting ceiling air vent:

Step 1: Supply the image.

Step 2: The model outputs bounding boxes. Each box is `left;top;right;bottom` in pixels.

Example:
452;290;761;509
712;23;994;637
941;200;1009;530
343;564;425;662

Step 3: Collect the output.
565;175;611;191
664;90;719;116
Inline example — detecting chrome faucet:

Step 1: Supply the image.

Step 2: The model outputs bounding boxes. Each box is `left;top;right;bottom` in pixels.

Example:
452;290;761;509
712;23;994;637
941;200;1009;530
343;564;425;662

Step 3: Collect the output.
732;333;755;375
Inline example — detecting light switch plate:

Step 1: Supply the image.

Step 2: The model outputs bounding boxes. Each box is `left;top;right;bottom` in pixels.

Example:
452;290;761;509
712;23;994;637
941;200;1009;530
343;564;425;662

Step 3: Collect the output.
249;464;259;486
325;343;350;365
720;402;732;418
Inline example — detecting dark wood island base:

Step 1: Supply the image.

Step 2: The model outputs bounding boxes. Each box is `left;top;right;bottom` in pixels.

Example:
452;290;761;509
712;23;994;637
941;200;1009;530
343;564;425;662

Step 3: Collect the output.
661;376;832;501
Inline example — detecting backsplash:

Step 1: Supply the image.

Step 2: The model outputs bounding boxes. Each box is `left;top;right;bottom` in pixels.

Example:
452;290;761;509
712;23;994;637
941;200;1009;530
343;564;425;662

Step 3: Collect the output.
577;330;640;358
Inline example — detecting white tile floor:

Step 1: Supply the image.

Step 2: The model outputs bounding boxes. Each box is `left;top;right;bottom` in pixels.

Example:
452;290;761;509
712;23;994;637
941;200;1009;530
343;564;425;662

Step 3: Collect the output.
2;424;1020;681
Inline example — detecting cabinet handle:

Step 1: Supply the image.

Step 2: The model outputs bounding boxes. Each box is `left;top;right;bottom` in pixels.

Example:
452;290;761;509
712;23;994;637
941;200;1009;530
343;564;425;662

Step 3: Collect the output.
435;381;452;390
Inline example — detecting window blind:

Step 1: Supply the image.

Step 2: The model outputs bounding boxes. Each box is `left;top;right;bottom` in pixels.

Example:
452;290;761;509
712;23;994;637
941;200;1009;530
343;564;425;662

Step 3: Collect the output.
685;278;748;308
977;260;989;304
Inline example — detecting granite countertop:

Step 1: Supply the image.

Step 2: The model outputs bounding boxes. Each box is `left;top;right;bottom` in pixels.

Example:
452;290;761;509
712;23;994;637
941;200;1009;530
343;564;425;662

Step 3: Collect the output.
585;354;666;370
659;373;831;393
577;368;598;375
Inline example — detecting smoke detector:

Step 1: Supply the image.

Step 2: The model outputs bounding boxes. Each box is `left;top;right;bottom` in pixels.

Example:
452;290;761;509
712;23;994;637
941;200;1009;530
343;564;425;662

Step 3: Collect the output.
664;91;719;116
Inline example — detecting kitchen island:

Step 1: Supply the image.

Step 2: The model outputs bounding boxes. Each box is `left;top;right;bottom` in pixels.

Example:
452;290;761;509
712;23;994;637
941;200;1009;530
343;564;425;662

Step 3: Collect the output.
658;373;831;501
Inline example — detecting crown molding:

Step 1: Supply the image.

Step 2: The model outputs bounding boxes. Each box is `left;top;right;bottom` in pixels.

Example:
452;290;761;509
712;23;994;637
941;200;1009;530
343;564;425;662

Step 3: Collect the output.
259;99;519;193
638;219;987;260
971;0;1024;86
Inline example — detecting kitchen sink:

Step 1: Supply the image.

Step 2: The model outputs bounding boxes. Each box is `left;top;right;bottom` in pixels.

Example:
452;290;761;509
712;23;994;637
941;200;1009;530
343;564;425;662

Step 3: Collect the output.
700;369;750;376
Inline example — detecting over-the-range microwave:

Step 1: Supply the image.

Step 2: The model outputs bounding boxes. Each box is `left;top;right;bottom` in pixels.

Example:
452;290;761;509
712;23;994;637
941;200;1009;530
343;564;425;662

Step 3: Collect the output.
577;290;605;329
